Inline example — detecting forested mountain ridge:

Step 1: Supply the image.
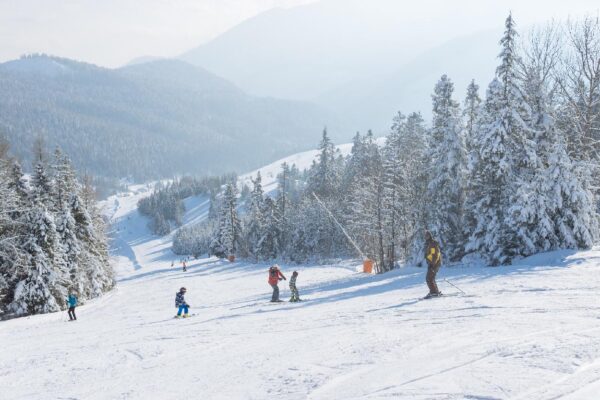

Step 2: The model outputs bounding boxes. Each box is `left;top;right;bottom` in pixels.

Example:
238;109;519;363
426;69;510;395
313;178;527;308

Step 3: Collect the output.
0;55;339;181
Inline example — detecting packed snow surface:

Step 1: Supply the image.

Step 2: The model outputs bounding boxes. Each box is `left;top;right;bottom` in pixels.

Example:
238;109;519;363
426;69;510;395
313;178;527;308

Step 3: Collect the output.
2;185;600;399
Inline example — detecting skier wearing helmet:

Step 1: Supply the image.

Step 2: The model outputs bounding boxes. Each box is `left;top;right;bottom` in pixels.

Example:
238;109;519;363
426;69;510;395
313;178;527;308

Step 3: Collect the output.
268;264;286;302
175;287;190;318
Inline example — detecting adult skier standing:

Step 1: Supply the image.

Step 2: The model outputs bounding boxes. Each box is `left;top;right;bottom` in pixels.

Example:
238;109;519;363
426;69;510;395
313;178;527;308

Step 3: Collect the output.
175;287;190;318
424;230;442;299
67;293;78;321
268;264;286;302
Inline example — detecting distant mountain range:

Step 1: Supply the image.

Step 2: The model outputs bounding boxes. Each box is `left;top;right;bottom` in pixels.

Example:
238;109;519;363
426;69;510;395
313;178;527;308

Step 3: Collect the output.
178;0;509;130
0;55;341;180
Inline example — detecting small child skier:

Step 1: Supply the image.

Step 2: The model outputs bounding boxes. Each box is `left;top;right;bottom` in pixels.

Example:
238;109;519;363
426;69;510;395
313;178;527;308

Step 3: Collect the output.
175;287;190;318
289;271;301;302
67;293;78;321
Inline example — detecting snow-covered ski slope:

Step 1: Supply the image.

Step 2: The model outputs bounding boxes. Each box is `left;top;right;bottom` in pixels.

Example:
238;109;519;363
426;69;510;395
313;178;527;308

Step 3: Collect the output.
3;161;600;399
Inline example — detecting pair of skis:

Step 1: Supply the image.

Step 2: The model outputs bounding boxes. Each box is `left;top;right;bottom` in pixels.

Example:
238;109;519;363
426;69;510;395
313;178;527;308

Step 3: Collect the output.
422;279;467;299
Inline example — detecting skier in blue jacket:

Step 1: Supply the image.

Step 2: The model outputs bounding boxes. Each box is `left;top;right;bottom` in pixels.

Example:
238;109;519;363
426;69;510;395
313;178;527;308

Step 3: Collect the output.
175;287;190;318
67;293;78;321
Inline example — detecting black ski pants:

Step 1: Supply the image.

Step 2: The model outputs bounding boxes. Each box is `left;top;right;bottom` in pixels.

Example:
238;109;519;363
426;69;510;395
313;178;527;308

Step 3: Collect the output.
270;283;280;301
68;307;77;320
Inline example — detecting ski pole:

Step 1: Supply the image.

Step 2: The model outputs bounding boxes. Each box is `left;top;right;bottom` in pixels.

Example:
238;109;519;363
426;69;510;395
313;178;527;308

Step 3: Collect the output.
444;279;465;294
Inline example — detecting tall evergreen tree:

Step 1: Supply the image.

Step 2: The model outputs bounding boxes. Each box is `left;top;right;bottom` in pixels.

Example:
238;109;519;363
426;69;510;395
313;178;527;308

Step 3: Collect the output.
256;197;282;260
462;81;483;241
463;80;482;162
245;172;266;259
467;14;537;265
347;131;387;271
398;113;430;263
10;205;68;315
427;75;466;261
30;162;53;207
211;183;241;257
308;128;342;199
524;61;598;250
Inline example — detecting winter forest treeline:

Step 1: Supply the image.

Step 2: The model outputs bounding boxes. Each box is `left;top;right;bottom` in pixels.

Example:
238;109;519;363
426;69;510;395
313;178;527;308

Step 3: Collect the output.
0;138;113;319
138;174;236;235
174;15;600;271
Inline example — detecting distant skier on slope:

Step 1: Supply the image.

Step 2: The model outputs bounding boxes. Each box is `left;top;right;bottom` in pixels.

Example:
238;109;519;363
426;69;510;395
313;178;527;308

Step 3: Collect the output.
67;292;78;321
175;287;190;318
289;271;301;302
182;260;187;272
268;264;286;302
424;230;442;299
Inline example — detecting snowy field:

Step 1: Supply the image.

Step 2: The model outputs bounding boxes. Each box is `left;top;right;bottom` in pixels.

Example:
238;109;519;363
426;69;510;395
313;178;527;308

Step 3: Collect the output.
2;183;600;399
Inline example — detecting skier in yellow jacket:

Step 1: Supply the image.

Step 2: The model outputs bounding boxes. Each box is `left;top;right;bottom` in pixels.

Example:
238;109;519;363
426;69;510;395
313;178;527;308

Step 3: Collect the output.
424;230;442;298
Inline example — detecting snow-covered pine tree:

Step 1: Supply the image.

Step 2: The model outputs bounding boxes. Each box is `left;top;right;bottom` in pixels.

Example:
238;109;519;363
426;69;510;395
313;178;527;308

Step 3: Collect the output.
51;148;77;210
520;27;599;250
467;14;536;264
0;156;25;314
71;194;114;297
244;172;266;259
30;161;53;208
466;78;513;264
211;183;241;258
307;128;342;199
427;75;466;261
392;112;430;264
49;149;88;296
298;130;346;261
346;131;388;271
9;203;68;315
382;113;406;268
463;80;482;164
275;163;295;254
286;195;337;262
462;80;483;244
55;204;84;295
8;161;28;208
256;197;282;260
208;189;220;221
342;132;366;191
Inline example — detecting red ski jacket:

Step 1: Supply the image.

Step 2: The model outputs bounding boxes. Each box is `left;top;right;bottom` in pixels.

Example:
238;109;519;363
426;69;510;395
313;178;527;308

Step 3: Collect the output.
268;267;285;285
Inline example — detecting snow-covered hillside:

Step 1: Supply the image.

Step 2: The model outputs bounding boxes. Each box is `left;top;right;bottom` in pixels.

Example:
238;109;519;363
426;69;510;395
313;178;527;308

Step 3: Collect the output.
240;138;385;195
2;172;600;399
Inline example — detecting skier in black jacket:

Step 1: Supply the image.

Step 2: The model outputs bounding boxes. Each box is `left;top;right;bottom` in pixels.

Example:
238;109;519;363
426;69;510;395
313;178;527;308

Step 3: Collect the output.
175;287;190;318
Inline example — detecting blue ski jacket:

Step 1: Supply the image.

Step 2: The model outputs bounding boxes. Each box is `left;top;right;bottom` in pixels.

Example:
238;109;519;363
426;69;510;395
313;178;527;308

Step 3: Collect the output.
67;295;78;308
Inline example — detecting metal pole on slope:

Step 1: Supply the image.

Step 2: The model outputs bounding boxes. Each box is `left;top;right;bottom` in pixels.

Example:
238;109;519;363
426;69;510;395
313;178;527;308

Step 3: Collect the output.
444;279;466;294
311;192;367;261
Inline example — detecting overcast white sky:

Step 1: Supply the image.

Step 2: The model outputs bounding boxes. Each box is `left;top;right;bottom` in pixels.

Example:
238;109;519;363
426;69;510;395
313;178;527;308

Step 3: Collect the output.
0;0;598;68
0;0;316;67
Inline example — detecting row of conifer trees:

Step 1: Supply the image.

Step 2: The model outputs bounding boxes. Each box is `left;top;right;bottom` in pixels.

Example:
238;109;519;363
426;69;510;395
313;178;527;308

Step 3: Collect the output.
176;14;600;271
0;138;113;318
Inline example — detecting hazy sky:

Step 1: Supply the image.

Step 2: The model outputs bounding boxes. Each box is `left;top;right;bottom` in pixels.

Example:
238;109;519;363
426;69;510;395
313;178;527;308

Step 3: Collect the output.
0;0;598;68
0;0;316;67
